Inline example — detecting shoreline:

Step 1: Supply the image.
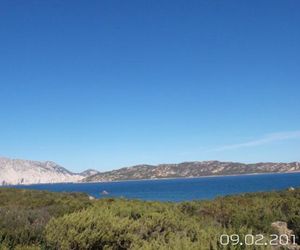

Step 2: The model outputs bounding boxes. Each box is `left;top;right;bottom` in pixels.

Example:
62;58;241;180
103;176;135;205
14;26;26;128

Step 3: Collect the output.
83;170;300;184
4;170;300;187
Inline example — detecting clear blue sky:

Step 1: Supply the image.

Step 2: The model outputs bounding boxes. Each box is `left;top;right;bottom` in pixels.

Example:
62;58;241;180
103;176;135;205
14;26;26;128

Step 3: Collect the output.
1;1;300;172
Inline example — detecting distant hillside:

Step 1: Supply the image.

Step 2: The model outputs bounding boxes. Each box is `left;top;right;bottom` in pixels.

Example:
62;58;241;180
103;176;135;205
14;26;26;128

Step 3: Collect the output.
0;157;98;186
80;169;100;177
83;161;300;182
2;157;300;185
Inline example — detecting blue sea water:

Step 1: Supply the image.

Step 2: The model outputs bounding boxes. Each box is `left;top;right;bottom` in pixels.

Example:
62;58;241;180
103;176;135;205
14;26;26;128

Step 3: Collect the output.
10;172;300;202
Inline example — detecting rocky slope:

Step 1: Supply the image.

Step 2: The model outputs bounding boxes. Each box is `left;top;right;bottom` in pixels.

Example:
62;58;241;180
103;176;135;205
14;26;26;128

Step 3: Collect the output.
0;157;98;186
2;157;300;185
80;169;100;177
83;161;300;182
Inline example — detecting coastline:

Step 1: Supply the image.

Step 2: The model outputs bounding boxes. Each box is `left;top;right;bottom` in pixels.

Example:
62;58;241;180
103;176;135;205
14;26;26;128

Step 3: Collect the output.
77;170;300;184
3;170;300;187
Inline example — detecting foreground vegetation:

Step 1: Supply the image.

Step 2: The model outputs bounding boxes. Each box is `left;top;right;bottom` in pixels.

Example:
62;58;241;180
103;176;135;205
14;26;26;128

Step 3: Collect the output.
0;188;299;249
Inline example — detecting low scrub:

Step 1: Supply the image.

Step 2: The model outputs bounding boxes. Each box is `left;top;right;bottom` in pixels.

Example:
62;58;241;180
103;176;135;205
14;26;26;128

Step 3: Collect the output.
0;188;299;249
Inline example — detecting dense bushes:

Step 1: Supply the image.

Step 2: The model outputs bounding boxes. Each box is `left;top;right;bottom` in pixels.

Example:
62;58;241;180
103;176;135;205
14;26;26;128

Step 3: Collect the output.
45;199;221;249
0;188;299;249
184;191;300;235
0;188;91;249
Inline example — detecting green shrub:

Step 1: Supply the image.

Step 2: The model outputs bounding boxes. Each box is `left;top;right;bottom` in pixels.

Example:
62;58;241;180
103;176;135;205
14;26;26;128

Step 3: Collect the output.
0;188;91;249
1;188;300;249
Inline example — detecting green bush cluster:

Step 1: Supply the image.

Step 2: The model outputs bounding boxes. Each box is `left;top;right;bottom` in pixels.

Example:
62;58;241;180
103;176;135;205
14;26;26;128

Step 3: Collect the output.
186;191;300;235
45;199;220;249
0;188;91;249
0;188;299;249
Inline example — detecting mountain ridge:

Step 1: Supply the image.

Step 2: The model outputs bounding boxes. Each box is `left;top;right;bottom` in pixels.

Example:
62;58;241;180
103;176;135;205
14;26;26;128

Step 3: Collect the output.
1;156;300;185
0;156;98;186
83;161;300;182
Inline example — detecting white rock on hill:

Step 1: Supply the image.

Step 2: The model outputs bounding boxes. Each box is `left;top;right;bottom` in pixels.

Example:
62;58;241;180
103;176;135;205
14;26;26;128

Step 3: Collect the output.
0;157;86;186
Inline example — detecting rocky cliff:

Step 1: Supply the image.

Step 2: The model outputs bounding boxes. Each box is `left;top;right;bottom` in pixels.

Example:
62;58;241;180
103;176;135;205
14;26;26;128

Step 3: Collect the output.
0;157;98;185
